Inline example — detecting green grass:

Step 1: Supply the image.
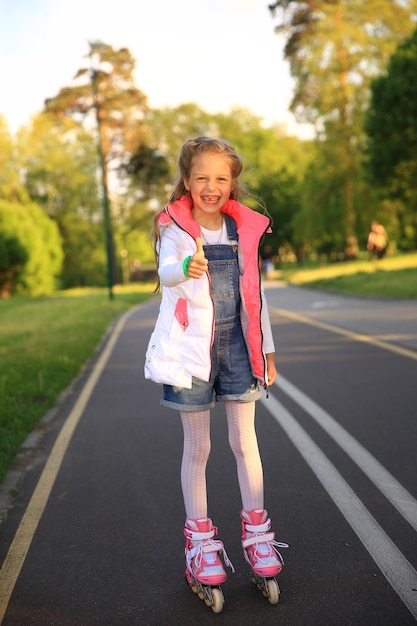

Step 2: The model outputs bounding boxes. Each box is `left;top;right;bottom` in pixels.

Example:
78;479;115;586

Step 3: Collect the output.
0;284;155;484
275;252;417;298
296;267;417;298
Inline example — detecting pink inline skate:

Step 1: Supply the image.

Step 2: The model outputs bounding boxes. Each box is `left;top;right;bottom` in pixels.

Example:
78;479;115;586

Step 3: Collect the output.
184;518;234;613
241;509;288;605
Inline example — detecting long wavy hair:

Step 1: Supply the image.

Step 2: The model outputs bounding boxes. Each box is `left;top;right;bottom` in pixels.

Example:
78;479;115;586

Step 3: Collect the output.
150;137;247;291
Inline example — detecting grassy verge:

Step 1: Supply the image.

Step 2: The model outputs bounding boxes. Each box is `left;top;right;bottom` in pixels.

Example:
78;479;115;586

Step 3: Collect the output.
275;252;417;298
0;284;155;484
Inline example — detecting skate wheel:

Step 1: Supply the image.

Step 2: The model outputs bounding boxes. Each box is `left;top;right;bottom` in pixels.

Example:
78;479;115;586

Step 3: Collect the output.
185;574;199;595
185;577;194;593
266;578;279;605
210;587;224;613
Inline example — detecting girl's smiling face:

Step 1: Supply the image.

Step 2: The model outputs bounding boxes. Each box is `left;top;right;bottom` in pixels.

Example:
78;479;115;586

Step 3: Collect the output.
184;153;234;226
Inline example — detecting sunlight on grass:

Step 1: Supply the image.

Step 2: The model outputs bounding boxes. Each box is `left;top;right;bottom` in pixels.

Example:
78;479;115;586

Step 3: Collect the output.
54;282;157;298
277;252;417;285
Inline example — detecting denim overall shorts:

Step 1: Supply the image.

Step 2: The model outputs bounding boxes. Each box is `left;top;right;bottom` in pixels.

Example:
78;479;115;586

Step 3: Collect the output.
162;214;261;412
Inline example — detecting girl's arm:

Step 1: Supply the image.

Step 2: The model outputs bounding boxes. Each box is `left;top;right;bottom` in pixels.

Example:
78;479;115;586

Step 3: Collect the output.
261;287;277;386
260;286;275;354
159;227;207;286
158;225;190;287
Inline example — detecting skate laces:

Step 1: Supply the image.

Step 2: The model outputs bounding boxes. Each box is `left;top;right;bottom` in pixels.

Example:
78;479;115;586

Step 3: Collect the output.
187;539;235;574
242;518;289;566
185;524;235;574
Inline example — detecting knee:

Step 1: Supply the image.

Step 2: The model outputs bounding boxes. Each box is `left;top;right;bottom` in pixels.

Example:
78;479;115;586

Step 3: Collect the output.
229;433;246;461
189;439;211;464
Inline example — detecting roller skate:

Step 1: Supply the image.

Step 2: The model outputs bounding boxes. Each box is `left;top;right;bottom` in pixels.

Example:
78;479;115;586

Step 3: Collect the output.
184;518;234;614
241;509;288;605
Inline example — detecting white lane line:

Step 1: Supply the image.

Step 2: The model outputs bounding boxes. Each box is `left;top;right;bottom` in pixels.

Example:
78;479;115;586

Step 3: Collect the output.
0;306;138;624
275;376;417;533
261;393;417;620
272;307;417;361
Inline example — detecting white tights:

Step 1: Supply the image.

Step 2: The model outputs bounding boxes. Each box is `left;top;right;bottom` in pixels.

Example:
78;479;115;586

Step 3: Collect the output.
180;401;264;519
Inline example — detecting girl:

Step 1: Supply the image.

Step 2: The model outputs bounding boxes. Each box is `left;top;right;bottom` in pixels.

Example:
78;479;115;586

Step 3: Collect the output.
145;137;287;609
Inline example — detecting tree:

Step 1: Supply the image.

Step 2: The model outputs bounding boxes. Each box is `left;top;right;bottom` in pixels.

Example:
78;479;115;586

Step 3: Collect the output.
18;114;99;219
0;200;63;296
45;43;148;182
257;167;302;261
142;103;216;182
125;144;170;199
0;116;28;203
365;28;417;249
269;0;417;128
17;113;107;288
45;43;149;285
269;0;417;249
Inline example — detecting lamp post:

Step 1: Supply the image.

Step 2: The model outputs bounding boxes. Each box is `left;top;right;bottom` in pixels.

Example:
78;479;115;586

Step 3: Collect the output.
89;40;114;300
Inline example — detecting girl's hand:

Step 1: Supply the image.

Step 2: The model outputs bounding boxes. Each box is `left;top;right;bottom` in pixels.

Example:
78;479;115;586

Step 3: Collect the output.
187;237;208;279
264;353;277;387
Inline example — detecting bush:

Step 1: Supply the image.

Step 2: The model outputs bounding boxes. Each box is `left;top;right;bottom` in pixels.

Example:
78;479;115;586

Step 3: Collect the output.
0;200;63;296
0;233;29;295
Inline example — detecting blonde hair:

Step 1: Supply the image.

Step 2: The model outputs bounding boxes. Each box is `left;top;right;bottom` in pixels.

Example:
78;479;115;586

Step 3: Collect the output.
150;137;246;291
170;136;246;201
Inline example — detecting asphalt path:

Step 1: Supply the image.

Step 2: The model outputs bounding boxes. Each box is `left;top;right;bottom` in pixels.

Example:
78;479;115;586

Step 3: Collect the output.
0;284;416;625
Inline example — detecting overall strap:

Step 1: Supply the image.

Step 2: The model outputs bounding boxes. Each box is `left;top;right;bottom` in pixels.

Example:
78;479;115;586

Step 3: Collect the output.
223;213;238;241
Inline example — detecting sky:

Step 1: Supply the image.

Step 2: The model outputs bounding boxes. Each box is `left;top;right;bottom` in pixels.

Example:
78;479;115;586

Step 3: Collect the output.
0;0;313;138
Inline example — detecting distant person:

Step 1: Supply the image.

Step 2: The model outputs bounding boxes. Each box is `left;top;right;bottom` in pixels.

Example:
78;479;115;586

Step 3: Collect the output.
144;137;288;612
260;244;274;279
367;221;387;259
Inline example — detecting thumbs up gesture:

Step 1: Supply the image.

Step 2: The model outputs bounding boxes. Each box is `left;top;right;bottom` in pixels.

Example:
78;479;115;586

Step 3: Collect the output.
187;237;208;279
